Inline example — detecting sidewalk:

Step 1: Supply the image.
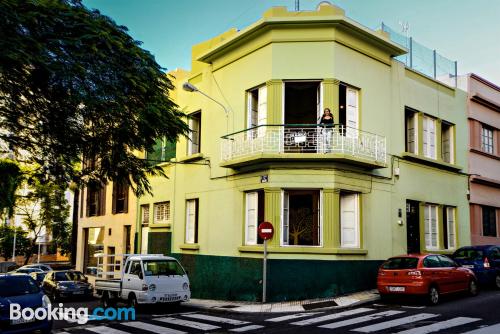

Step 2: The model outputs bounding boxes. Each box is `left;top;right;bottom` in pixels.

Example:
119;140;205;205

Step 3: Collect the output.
184;289;380;313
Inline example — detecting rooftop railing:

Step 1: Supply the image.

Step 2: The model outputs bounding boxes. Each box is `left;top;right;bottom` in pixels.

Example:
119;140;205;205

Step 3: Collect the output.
221;124;386;164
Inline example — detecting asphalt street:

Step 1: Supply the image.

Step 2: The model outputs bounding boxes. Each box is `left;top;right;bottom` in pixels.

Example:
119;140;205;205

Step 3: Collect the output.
53;287;500;334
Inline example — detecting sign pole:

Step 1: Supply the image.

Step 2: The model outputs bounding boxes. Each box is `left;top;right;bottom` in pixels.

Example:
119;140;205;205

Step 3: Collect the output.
262;238;267;303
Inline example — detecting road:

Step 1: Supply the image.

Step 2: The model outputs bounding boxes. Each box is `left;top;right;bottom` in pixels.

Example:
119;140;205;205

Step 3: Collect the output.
53;288;500;334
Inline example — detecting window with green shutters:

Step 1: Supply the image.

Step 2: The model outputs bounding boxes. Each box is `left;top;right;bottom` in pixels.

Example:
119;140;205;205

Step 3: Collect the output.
146;138;176;166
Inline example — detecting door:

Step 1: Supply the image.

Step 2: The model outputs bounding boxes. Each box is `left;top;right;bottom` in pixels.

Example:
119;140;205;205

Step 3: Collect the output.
423;255;448;292
346;87;358;137
340;193;359;248
122;260;144;295
438;255;465;292
257;85;267;138
406;200;420;254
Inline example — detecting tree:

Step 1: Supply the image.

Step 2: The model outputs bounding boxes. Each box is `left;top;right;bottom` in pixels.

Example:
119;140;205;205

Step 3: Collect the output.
14;178;70;264
0;159;22;218
0;0;188;196
0;225;31;262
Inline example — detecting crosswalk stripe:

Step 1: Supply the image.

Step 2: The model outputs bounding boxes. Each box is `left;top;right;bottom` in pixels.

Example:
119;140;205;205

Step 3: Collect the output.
291;308;373;326
319;310;405;329
86;326;131;334
352;313;440;333
395;317;482;334
229;325;265;332
462;324;500;334
182;313;249;325
155;317;220;330
265;312;323;322
122;321;187;334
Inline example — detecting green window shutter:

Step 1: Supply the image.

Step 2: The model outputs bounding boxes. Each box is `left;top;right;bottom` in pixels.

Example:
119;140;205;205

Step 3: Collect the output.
164;140;176;161
146;138;164;166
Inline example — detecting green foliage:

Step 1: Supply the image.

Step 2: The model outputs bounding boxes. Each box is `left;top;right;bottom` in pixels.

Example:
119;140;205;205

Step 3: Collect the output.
0;225;31;261
0;0;188;195
0;159;23;218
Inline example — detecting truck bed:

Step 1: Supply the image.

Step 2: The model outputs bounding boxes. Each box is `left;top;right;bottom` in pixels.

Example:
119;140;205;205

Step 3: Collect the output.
95;278;122;292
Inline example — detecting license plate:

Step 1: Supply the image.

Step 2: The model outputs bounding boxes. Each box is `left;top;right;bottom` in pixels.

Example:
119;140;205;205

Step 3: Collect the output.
74;291;84;295
388;286;405;292
463;265;474;269
165;293;177;298
11;317;36;325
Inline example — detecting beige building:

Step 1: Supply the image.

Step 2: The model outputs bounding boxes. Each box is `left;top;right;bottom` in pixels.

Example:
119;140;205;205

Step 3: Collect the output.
75;181;135;277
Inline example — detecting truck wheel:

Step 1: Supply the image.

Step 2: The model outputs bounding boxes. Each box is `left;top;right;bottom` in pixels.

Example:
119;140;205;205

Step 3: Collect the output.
428;285;440;305
127;294;138;309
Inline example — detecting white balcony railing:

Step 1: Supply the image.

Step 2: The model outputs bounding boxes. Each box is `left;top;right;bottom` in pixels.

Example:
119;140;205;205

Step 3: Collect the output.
221;124;386;164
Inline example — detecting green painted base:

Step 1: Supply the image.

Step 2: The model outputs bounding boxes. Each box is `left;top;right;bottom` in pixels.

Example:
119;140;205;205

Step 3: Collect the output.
172;253;382;302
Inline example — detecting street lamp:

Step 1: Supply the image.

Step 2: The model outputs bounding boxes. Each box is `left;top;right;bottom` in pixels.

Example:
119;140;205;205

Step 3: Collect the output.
182;82;229;116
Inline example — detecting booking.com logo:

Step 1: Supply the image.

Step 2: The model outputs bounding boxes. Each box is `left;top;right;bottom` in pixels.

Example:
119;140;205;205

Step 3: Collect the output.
10;303;135;324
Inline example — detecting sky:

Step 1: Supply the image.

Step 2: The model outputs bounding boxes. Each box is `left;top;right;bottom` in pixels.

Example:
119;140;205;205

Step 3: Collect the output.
82;0;500;85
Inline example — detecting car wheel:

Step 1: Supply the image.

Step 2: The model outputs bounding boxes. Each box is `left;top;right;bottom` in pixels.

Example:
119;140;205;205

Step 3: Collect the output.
127;293;138;309
428;286;440;305
468;279;478;296
495;274;500;290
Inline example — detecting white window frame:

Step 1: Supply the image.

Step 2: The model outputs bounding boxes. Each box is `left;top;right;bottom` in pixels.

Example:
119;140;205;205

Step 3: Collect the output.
423;115;437;159
406;111;418;154
340;193;360;248
153;202;170;224
446;206;456;250
441;122;454;163
245;192;259;245
481;126;494;154
141;204;150;225
424;204;439;250
185;199;198;244
280;189;323;247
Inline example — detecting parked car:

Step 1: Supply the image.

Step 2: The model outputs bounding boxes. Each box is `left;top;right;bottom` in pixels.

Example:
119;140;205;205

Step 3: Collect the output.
20;264;53;272
0;262;18;273
0;274;52;334
10;267;44;275
377;254;478;305
42;270;93;301
451;245;500;288
30;271;48;287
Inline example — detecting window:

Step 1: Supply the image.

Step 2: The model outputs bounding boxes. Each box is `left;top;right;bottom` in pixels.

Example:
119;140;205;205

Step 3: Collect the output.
185;199;199;244
340;192;360;248
441;121;454;163
381;257;418;269
423;116;436;159
247;86;267;138
245;190;265;245
86;184;105;217
129;261;142;276
112;181;128;214
187;112;201;155
282;190;320;246
481;126;494;154
437;255;457;268
146;137;176;166
124;226;131;255
423;255;441;268
443;206;456;250
482;206;497;237
154;202;170;224
405;108;418;154
141;204;150;225
424;204;438;249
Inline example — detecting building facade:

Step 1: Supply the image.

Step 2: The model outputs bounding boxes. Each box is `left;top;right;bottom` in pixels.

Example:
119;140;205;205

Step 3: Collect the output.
136;3;470;302
461;74;500;245
75;181;135;277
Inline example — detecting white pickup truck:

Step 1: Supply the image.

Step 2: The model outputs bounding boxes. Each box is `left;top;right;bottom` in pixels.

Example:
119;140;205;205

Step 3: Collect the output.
94;254;191;308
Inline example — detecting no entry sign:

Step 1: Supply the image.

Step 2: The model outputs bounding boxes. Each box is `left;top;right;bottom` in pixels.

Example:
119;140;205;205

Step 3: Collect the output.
258;222;274;240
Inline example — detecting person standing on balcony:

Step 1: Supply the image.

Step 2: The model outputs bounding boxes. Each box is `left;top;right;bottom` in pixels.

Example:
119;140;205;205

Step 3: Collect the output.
319;108;334;153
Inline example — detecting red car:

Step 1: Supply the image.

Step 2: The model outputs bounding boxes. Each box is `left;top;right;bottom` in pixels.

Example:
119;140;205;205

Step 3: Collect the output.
377;254;478;304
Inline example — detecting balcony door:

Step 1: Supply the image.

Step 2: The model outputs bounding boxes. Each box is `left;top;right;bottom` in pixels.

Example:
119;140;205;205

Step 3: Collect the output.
247;85;267;138
339;84;359;137
283;81;321;153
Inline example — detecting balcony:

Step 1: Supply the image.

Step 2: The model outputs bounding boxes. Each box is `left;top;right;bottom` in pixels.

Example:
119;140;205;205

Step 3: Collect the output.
220;124;387;169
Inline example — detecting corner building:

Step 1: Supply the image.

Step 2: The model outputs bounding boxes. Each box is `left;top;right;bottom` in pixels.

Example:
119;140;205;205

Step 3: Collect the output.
138;4;470;301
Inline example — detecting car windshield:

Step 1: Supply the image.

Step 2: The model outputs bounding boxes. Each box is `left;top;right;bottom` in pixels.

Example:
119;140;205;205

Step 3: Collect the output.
382;257;419;269
453;249;484;260
0;276;40;297
54;272;86;282
143;260;186;276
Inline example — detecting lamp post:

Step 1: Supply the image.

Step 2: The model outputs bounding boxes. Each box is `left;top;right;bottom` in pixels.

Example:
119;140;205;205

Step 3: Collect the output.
182;82;229;117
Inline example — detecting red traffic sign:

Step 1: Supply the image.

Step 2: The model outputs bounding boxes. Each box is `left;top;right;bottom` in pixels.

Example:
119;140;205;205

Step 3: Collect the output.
258;222;274;240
